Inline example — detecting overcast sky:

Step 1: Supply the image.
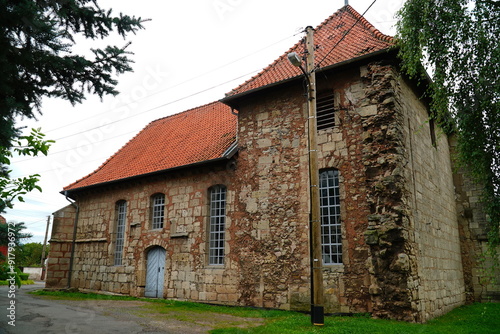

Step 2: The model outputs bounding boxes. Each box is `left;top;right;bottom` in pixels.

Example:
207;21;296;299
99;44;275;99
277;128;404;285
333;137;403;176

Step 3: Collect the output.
4;0;405;243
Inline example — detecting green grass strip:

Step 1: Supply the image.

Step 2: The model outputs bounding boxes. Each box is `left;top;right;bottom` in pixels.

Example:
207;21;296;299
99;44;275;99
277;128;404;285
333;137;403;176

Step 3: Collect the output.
30;290;500;334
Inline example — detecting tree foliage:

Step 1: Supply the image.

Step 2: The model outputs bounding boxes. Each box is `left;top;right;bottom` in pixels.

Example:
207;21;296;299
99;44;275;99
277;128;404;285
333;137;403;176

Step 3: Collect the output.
0;128;54;212
396;0;500;249
0;0;146;147
0;221;32;247
0;1;145;211
14;242;47;267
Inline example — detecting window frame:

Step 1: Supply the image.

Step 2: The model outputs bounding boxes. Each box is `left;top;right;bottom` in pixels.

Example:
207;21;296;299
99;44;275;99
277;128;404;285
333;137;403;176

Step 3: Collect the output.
319;169;343;265
114;200;127;266
151;193;165;230
208;185;227;266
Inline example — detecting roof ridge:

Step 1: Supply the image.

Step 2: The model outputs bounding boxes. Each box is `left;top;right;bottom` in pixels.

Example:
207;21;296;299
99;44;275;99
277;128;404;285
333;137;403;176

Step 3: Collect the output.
225;38;305;98
224;5;394;98
63;100;233;192
344;5;394;43
150;100;223;124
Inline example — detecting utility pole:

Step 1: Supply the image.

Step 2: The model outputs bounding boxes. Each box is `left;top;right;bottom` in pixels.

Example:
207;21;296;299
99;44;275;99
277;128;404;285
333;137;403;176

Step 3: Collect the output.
41;215;50;280
305;25;324;326
287;26;325;326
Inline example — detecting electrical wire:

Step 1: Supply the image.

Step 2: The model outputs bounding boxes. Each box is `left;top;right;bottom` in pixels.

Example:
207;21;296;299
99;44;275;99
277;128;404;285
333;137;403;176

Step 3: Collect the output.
11;32;304;164
8;3;384;209
11;68;259;167
10;3;383;176
42;33;301;135
315;0;378;70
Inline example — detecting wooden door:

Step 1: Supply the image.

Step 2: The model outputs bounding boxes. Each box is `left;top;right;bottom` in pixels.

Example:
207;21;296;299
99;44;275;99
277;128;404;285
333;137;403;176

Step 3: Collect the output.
145;247;166;298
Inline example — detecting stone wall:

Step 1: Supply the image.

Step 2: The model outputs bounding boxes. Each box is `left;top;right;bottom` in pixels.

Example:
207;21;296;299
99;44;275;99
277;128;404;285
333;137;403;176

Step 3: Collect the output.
46;58;473;322
315;61;467;321
23;267;43;281
229;61;427;318
451;138;500;303
316;66;375;315
396;68;466;321
46;204;77;288
48;164;241;305
230;82;311;310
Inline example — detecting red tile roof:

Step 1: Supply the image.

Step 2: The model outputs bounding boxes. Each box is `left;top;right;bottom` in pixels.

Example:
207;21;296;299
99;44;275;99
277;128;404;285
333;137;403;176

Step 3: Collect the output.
64;5;392;192
64;101;237;191
224;5;394;98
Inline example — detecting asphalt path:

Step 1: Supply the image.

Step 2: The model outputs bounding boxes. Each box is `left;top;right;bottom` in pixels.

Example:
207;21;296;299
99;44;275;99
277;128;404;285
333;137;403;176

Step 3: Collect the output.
0;282;166;334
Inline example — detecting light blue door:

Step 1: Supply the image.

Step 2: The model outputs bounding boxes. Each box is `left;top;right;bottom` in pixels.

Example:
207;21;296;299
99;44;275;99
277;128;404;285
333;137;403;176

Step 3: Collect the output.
145;247;166;298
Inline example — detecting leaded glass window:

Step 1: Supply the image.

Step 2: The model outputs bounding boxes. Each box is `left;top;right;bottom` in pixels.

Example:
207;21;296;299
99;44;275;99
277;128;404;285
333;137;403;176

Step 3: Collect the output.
151;193;165;229
209;185;226;265
319;169;342;264
114;201;127;266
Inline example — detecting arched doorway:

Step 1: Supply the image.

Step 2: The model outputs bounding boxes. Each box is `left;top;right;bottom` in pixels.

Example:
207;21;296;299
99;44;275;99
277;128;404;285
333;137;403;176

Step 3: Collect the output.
145;246;166;298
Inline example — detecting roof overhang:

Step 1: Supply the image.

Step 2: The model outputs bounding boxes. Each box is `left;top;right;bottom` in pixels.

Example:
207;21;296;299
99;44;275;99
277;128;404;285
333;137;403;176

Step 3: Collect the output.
62;141;239;199
221;47;399;108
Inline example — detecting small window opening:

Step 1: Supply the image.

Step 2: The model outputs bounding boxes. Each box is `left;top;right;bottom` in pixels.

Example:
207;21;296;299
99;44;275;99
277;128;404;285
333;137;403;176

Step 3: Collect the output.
429;117;437;147
317;92;336;130
151;194;165;229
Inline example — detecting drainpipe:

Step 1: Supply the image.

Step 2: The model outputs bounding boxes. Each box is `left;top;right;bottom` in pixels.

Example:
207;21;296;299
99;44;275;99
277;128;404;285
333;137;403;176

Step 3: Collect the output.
65;192;79;289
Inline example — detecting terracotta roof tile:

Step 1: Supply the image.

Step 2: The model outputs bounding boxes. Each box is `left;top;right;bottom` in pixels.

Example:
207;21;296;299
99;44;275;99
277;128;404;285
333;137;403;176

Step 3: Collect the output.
225;5;394;98
64;5;392;192
64;101;236;191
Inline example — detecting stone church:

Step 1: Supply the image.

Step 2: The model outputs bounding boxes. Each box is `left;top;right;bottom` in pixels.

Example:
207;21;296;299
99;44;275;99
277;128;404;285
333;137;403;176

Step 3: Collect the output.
46;5;499;322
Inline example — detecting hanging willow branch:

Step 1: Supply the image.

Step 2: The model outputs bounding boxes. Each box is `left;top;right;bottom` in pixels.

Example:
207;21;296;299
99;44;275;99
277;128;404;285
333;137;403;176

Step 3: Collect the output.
396;0;500;252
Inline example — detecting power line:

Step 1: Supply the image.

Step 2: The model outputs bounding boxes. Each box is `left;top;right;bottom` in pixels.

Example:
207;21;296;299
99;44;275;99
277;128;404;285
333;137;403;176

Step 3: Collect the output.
54;69;258;141
11;3;384;172
315;0;378;70
17;130;134;160
11;4;381;172
9;31;308;164
42;33;301;135
11;68;260;167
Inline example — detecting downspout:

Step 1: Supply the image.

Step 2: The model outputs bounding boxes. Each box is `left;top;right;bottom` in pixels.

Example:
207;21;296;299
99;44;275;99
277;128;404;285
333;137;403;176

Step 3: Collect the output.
65;192;79;289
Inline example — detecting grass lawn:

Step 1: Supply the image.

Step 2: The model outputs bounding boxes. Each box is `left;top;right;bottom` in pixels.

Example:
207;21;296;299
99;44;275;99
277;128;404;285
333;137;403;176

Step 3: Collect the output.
31;290;500;334
0;280;35;285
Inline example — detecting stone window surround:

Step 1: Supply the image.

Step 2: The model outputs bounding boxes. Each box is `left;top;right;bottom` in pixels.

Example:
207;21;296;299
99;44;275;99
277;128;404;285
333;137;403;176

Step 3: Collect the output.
319;168;343;265
208;184;227;266
150;193;166;230
113;200;127;266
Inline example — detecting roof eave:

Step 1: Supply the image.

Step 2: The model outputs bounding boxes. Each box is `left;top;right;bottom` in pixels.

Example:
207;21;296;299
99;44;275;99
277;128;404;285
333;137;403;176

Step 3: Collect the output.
62;143;239;198
221;47;398;108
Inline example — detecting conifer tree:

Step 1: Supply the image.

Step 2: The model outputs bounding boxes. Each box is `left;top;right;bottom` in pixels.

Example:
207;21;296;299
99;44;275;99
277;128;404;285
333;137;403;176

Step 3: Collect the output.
0;0;146;147
0;1;145;211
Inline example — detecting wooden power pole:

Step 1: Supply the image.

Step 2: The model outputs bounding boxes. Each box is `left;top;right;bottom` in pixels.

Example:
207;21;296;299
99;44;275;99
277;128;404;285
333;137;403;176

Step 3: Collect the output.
41;215;50;280
304;25;325;326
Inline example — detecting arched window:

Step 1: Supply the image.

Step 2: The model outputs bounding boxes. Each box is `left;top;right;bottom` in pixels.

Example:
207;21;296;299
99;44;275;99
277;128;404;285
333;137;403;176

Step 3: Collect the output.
151;193;165;230
114;200;127;266
208;185;226;265
319;169;342;265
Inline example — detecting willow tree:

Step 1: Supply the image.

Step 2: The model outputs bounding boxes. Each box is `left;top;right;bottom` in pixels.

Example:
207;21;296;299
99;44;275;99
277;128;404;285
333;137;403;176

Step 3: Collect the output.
396;0;500;254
